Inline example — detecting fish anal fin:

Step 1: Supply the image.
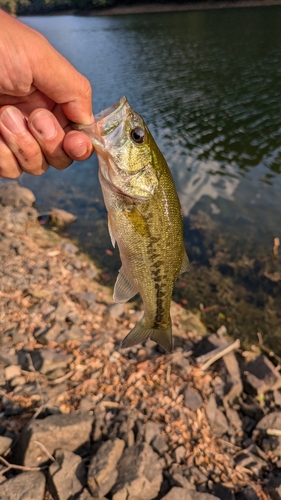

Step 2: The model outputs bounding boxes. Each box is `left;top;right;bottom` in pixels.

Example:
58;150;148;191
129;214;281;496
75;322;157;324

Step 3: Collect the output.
179;251;189;275
123;206;150;238
122;319;172;352
108;214;116;248
113;267;138;303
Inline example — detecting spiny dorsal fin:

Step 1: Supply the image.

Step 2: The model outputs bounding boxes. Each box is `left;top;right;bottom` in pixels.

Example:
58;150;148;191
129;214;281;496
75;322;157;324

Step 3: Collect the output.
179;251;189;275
113;267;138;303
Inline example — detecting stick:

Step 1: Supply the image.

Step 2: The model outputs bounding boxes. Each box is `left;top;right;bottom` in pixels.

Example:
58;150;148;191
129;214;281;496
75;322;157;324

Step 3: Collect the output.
198;340;240;371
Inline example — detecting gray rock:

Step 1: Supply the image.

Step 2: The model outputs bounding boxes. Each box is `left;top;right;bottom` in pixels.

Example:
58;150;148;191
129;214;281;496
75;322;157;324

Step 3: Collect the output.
0;471;45;500
184;387;203;411
61;242;79;254
49;449;86;500
267;475;281;500
35;323;62;345
175;445;186;463
243;355;281;396
30;349;73;375
66;325;84;340
171;474;195;490
0;184;35;207
225;408;243;431
206;394;228;437
255;412;281;457
50;208;77;227
152;434;169;455
88;438;125;497
14;411;94;466
144;421;160;444
161;487;219;500
112;443;162;500
0;435;13;455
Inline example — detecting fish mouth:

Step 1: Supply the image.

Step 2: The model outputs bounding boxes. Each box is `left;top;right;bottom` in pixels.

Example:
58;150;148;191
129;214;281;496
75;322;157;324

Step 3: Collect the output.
72;96;129;152
95;96;127;124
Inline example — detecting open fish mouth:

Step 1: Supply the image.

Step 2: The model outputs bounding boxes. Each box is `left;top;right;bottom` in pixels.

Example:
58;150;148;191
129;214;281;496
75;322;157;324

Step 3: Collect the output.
72;96;129;152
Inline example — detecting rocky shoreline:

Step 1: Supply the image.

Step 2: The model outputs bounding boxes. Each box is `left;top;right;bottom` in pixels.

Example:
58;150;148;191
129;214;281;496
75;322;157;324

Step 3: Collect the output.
1;183;281;500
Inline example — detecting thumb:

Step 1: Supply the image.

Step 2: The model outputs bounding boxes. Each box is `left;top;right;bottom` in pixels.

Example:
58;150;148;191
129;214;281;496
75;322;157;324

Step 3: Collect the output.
29;34;93;125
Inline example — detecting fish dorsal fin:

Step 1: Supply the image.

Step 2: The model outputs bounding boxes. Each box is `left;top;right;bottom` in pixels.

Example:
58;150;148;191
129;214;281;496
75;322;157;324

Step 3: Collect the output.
179;251;189;275
108;215;116;248
123;206;150;238
113;267;138;303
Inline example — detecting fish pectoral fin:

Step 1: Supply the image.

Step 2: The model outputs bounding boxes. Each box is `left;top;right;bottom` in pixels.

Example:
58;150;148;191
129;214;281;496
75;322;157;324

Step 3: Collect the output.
123;206;150;238
122;320;172;352
113;267;138;303
179;251;189;275
108;214;116;248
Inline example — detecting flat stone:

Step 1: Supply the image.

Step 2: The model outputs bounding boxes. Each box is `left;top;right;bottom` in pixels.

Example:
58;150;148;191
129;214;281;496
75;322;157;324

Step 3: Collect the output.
145;421;160;444
49;449;86;500
206;394;228;436
225;408;243;431
10;375;26;388
243;355;281;396
30;348;73;375
35;323;62;345
161;487;219;500
13;411;94;466
171;473;195;490
0;471;45;500
4;364;21;381
112;443;162;500
0;184;35;207
61;242;79;254
50;208;77;227
175;445;186;463
184;387;203;411
0;435;13;455
88;438;125;497
255;412;281;457
152;434;169;455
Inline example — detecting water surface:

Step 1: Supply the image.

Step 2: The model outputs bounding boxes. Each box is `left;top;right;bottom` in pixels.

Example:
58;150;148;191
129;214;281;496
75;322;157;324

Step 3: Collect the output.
19;8;281;351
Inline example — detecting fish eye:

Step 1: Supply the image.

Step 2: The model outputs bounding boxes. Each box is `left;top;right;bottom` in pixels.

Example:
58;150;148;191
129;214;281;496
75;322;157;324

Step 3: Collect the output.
131;127;145;144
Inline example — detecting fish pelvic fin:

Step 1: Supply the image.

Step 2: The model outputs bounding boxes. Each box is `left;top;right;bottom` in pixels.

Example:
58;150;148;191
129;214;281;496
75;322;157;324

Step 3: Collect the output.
179;251;189;275
113;267;138;303
121;319;172;352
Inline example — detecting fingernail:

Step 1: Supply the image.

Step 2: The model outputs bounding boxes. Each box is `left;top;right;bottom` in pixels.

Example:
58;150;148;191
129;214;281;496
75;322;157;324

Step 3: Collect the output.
1;108;26;134
31;113;57;140
71;142;88;158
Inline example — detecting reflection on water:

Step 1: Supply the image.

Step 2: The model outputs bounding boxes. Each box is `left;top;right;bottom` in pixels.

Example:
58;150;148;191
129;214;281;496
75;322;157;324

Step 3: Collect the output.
19;8;281;351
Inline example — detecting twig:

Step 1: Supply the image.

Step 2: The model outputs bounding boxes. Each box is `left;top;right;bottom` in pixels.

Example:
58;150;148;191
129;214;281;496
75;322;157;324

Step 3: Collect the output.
33;441;55;462
50;370;75;385
0;456;46;476
198;339;240;371
267;428;281;437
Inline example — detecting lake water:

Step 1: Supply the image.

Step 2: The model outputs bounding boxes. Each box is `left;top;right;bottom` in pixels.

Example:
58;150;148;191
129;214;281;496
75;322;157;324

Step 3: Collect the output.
19;8;281;351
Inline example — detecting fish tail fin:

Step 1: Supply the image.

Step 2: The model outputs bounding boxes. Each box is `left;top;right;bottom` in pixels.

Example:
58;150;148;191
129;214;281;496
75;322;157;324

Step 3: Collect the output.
121;318;172;352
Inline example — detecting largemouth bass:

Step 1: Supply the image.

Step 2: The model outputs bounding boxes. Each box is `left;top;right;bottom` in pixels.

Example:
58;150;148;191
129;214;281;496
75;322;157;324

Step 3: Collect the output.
75;97;188;351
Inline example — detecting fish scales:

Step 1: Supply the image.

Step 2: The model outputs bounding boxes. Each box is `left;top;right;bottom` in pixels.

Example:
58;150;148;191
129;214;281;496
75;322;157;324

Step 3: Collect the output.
74;97;188;351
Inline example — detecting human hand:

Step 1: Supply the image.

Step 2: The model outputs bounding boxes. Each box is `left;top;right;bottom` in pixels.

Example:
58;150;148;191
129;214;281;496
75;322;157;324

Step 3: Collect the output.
0;9;94;179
